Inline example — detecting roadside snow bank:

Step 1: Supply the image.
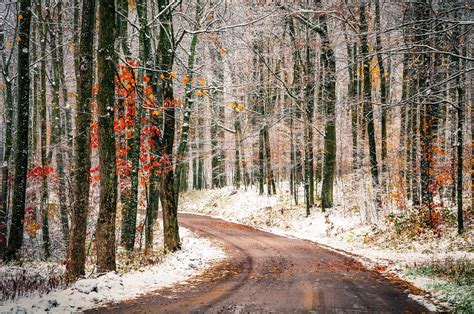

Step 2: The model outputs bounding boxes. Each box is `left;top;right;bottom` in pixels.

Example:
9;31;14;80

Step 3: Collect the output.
0;228;225;313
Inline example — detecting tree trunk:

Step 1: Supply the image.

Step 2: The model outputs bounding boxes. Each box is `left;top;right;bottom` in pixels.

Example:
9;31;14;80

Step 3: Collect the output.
416;2;438;226
348;41;358;171
258;129;265;195
145;178;159;252
263;124;276;195
319;15;337;211
400;55;409;189
454;10;465;234
304;38;315;212
234;116;242;189
66;0;95;281
0;53;14;256
38;5;50;260
360;1;379;190
96;0;118;272
157;0;180;252
174;0;200;203
4;0;32;261
375;0;389;178
56;0;73;149
49;8;69;245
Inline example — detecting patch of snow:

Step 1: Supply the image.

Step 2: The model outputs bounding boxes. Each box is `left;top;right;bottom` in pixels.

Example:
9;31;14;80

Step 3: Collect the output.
0;228;225;313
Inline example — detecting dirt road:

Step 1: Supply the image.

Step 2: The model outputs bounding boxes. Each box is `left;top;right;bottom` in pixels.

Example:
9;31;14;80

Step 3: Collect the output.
92;214;429;313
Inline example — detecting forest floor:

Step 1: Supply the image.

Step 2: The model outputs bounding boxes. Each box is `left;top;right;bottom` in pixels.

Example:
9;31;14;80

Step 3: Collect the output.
0;227;225;313
179;185;473;312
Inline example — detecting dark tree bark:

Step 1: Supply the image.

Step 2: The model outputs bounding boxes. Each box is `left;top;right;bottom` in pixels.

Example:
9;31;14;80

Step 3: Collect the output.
263;122;276;195
96;0;118;272
345;38;358;171
66;0;95;281
258;128;265;195
145;179;159;252
303;34;315;214
234;115;242;188
453;8;466;234
157;0;180;252
0;27;15;255
319;13;337;211
38;4;50;260
359;0;379;189
375;0;389;178
72;0;81;90
4;0;32;261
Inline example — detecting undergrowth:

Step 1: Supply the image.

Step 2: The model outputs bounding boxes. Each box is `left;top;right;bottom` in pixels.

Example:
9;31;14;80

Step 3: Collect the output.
0;263;65;302
116;249;165;274
405;258;474;312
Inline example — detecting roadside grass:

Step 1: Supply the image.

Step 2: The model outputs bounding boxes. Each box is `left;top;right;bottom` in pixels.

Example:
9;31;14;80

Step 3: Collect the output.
404;258;473;313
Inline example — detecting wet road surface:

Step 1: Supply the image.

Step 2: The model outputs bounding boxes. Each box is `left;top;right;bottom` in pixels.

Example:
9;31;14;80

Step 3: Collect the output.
90;214;429;313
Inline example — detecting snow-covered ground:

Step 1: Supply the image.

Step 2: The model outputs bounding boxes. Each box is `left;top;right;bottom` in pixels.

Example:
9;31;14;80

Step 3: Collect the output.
0;228;225;313
180;185;473;312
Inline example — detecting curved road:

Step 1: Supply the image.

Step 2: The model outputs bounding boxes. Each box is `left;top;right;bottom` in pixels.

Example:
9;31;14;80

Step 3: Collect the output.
93;214;429;313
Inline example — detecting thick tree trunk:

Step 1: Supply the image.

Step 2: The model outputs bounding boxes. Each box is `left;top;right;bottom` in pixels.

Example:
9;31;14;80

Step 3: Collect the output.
66;0;95;281
96;0;118;272
319;16;337;211
4;0;32;261
157;0;180;252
